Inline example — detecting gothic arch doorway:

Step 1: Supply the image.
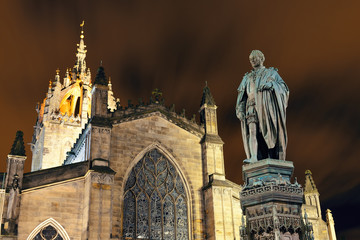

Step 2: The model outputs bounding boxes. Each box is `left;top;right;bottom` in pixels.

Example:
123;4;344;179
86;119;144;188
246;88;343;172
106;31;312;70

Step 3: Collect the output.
122;148;190;239
26;218;70;240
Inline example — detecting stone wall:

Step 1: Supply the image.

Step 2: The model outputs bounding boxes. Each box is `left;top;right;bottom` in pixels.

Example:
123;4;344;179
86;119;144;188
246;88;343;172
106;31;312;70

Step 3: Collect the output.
108;114;205;239
32;121;84;171
229;181;242;240
302;204;330;240
203;179;242;240
18;177;87;240
21;111;244;240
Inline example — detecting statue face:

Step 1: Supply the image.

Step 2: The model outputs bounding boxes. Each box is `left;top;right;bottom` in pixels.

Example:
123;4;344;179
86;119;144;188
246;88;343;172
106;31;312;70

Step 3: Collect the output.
249;50;265;69
249;55;263;69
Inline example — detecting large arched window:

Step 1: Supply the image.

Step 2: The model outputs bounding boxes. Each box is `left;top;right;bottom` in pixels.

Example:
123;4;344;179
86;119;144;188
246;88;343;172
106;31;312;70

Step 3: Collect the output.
123;149;189;240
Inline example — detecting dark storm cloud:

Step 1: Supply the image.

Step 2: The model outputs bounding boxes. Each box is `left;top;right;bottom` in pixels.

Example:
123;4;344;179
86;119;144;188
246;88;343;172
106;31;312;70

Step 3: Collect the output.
286;67;360;198
1;1;360;238
322;184;360;239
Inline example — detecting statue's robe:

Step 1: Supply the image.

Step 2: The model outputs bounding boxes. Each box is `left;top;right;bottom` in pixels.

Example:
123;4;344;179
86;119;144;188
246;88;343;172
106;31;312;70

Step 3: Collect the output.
236;67;289;160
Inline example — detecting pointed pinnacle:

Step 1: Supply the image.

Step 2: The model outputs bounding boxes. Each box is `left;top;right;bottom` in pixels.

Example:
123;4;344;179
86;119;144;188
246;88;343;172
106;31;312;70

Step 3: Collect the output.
10;131;26;156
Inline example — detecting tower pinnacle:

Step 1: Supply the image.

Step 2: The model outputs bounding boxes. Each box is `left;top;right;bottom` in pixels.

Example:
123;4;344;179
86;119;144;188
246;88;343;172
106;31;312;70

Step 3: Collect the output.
10;131;26;156
94;65;108;86
200;82;216;107
74;21;87;75
80;20;84;38
304;169;318;193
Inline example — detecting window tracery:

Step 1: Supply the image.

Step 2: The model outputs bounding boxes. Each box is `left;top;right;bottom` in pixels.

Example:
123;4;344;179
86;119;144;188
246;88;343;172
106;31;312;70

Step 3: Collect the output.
123;149;189;240
33;225;63;240
27;218;70;240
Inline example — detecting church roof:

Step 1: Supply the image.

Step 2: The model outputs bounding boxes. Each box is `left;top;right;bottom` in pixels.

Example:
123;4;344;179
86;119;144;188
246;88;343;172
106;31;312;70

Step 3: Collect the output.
111;102;204;137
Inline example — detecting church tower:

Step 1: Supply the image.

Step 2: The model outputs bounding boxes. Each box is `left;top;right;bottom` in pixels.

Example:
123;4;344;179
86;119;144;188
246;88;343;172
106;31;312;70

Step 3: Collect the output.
302;170;332;240
30;23;93;171
303;170;322;219
31;23;118;171
200;84;242;240
199;83;225;181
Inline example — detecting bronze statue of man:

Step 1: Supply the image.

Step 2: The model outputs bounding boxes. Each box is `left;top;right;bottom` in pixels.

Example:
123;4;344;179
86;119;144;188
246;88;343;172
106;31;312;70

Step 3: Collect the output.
236;50;289;163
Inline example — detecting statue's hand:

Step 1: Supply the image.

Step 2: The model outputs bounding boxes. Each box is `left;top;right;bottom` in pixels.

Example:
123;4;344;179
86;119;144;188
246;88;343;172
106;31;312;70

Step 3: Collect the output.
236;110;245;121
236;102;246;121
259;81;273;91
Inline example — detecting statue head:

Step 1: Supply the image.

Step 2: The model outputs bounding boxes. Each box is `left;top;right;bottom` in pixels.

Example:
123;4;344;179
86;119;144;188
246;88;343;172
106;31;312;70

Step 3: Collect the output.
249;50;265;69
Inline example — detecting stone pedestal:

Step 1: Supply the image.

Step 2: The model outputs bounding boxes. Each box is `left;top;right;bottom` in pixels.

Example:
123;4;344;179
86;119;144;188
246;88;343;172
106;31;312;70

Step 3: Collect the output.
240;159;304;240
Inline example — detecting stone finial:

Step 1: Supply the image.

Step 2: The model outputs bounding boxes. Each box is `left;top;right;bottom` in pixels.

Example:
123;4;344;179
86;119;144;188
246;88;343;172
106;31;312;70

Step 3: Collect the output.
10;131;26;156
326;209;334;223
200;82;216;107
80;20;85;36
181;109;186;118
108;77;113;91
74;21;87;75
151;88;163;104
94;66;108;86
326;209;337;240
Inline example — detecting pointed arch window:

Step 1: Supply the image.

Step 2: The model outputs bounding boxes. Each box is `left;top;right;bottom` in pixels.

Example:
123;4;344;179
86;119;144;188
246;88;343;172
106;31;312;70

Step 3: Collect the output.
27;218;70;240
34;225;63;240
123;149;189;240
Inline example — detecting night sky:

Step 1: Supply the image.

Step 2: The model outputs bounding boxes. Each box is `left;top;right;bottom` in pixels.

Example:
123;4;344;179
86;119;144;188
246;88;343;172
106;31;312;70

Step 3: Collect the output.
1;1;359;239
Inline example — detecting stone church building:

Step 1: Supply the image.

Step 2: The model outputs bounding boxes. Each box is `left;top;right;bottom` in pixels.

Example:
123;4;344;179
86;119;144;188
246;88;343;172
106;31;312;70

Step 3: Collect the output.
0;27;336;240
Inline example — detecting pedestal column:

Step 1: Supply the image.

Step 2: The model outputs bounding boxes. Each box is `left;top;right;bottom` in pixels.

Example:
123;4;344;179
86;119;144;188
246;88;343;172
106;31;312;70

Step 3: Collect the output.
240;159;304;240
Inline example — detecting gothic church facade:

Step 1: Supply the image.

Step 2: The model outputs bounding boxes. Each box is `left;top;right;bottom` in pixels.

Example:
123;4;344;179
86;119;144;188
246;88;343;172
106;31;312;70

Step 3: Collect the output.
0;27;335;240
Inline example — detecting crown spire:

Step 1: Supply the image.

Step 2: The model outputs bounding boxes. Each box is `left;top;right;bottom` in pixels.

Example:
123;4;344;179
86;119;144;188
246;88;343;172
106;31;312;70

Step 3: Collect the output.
80;20;85;38
74;21;87;75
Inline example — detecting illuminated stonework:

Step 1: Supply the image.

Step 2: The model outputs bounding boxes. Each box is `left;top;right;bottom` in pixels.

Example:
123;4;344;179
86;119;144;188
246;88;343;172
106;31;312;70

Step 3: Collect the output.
59;79;91;118
1;24;335;240
30;24;116;171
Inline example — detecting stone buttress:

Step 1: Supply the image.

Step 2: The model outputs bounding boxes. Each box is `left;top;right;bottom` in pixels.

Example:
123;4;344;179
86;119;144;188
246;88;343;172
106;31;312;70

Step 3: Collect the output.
200;84;243;240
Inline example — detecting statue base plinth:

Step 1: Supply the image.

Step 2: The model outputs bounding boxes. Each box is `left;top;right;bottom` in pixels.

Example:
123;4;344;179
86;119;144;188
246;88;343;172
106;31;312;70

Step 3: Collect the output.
242;158;294;187
240;158;304;239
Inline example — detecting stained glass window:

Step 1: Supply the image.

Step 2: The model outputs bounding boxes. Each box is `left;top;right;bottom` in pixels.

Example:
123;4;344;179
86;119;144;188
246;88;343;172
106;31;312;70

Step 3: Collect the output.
123;149;189;240
33;225;63;240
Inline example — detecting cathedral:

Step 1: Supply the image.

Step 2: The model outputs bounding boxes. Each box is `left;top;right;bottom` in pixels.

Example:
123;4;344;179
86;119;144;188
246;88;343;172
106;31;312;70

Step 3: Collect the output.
0;26;337;240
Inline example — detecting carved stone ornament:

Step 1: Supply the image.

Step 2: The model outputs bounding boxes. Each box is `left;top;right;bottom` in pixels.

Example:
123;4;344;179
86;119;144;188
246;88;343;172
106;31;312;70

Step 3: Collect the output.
92;127;111;134
91;172;114;185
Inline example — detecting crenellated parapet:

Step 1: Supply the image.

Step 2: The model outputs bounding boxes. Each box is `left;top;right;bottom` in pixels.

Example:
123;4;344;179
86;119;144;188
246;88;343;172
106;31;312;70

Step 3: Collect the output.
48;111;82;125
